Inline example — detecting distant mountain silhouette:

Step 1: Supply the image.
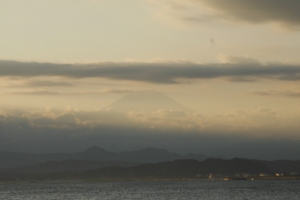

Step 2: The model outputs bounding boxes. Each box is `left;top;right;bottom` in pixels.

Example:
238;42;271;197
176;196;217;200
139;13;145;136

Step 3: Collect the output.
84;146;106;153
0;146;207;170
2;160;137;174
1;158;300;181
104;91;193;114
84;158;273;180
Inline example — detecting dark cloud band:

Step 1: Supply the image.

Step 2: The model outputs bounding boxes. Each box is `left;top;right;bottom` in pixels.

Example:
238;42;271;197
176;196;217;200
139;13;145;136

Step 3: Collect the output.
188;0;300;29
1;60;300;83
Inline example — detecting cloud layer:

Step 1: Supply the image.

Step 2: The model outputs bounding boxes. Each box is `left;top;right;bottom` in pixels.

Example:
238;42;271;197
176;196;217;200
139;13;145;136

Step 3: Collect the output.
155;0;300;29
1;60;300;84
0;106;299;159
4;89;133;96
200;0;300;27
250;89;300;98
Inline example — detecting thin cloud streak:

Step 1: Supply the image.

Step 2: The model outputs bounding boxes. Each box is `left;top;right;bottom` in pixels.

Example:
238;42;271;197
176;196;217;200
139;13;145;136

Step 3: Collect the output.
6;80;75;88
24;80;74;87
250;90;300;98
4;89;133;96
1;60;300;84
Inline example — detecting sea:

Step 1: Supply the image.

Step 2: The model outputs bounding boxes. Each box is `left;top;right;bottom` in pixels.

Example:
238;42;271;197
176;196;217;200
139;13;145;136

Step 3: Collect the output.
0;180;299;200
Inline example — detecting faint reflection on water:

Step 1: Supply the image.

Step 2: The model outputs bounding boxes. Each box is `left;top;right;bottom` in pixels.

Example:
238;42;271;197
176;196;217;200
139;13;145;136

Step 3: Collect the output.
0;180;299;200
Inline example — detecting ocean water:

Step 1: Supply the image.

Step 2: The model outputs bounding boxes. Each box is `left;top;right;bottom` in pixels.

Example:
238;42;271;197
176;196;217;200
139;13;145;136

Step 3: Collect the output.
0;180;299;200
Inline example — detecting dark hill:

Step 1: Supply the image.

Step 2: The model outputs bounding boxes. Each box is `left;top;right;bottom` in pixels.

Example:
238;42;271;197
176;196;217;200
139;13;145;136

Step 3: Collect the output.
3;158;300;182
259;160;300;174
84;158;273;180
117;148;187;163
2;160;137;174
0;146;207;170
200;158;271;174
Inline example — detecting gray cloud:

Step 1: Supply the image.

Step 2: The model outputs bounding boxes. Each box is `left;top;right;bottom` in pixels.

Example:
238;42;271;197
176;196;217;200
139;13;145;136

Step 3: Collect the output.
6;90;60;96
24;80;74;87
1;60;300;84
168;0;300;29
6;80;74;88
250;90;300;98
197;0;300;28
5;89;133;96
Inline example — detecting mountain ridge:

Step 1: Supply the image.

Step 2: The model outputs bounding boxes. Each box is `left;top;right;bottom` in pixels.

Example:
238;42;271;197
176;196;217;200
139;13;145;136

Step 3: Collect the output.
104;91;194;114
1;157;299;181
0;146;207;170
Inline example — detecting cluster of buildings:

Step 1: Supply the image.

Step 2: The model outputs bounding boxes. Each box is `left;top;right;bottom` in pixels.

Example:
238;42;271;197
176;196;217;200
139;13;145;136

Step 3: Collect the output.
196;172;300;180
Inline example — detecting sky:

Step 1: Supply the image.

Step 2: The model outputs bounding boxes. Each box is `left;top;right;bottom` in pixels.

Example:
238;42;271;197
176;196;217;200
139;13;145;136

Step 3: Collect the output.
0;0;300;159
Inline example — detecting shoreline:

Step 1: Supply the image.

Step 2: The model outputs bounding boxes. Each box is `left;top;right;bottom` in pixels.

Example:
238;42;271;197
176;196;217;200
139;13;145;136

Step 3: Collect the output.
1;176;300;184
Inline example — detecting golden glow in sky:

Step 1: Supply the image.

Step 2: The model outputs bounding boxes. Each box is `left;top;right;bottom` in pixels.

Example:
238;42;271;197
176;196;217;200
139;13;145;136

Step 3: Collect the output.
0;0;300;159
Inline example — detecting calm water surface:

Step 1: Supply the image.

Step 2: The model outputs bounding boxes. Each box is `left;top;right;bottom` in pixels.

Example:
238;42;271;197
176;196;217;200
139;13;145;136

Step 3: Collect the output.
0;180;299;200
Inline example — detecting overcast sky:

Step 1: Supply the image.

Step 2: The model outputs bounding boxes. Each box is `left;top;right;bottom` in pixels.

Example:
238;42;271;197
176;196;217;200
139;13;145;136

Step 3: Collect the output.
0;0;300;159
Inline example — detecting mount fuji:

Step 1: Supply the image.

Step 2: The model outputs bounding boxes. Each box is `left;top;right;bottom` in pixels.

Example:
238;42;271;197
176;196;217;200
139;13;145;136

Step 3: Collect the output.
104;91;194;115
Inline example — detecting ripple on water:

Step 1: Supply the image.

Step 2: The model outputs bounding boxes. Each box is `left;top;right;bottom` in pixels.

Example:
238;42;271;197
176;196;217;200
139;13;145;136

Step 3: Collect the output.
0;180;299;200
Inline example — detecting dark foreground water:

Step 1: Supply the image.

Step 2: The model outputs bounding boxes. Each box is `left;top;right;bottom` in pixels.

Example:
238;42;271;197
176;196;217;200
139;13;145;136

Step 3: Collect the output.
0;180;299;200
